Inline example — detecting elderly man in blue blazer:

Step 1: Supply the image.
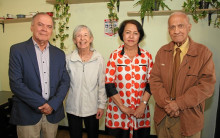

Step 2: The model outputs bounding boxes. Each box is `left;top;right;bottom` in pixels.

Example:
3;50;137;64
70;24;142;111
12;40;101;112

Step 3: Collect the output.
8;13;70;138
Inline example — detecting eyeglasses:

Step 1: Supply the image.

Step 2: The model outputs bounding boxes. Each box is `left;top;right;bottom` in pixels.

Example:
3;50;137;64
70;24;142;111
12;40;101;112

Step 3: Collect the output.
169;24;185;31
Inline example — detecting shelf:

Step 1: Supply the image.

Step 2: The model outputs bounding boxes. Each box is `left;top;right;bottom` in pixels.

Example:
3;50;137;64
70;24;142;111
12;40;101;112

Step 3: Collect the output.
0;18;32;24
0;18;32;33
46;0;133;4
127;9;218;16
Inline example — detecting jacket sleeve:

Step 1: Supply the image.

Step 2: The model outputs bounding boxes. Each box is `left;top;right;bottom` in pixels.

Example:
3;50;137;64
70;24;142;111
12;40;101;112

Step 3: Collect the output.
97;56;107;109
176;49;216;110
47;51;70;111
9;45;46;110
150;49;170;108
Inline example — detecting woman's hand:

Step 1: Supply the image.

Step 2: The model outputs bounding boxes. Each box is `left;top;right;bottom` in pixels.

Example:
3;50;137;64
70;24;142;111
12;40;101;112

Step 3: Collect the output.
110;94;135;117
134;102;146;118
119;105;135;117
96;108;104;119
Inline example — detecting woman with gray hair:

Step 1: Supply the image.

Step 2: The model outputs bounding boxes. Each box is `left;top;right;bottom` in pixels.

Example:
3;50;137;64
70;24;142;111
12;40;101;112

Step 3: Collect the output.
65;25;107;138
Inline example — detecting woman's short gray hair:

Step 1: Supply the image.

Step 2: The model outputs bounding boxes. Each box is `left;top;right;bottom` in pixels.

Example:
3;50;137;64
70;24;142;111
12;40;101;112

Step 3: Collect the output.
72;25;94;48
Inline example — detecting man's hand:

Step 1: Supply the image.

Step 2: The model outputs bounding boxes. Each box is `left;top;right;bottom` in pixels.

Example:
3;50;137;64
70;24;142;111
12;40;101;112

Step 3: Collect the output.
38;103;53;115
164;99;180;117
96;108;104;119
173;110;180;117
134;102;146;118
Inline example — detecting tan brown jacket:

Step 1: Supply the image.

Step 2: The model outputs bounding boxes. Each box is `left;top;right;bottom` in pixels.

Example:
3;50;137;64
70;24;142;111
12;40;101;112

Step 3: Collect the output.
150;37;216;136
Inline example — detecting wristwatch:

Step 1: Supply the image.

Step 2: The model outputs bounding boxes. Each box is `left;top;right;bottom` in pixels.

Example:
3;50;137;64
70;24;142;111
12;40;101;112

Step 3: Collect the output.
142;100;148;105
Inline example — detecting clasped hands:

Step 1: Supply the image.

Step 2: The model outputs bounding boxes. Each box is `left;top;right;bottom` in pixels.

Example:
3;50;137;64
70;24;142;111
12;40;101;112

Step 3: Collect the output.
164;99;180;117
119;102;146;119
38;103;53;115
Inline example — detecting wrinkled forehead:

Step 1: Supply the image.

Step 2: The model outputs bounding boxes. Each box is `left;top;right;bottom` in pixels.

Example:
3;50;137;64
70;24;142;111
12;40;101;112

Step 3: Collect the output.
168;14;189;26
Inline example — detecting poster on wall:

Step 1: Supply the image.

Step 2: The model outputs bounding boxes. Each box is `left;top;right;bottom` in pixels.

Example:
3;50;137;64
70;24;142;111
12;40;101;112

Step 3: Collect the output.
104;19;118;37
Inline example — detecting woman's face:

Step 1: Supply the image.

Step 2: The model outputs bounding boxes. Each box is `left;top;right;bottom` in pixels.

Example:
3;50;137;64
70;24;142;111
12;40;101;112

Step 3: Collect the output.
122;23;140;48
74;27;93;50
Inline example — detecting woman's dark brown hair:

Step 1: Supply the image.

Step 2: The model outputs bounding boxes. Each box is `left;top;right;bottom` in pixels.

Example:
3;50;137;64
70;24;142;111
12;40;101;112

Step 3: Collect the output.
118;19;145;43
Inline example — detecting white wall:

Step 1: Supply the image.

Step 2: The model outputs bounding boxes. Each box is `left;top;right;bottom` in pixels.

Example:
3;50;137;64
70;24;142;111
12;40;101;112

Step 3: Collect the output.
0;0;219;137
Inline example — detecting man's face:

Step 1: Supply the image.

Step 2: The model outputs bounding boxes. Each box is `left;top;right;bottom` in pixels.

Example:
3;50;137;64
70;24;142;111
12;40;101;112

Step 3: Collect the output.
168;14;191;44
31;14;53;44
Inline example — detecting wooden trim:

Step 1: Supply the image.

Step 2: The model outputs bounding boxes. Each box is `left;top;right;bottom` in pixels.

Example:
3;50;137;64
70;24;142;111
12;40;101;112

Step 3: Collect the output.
46;0;133;4
0;18;32;24
127;9;218;16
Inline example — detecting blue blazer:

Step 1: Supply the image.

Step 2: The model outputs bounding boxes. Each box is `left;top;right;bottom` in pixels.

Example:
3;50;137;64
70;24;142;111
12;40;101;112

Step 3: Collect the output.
9;38;70;125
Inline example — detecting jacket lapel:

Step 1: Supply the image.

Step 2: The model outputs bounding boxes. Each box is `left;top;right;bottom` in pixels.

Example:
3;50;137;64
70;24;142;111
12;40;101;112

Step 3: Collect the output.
164;42;175;94
25;38;41;81
49;45;55;85
179;37;198;71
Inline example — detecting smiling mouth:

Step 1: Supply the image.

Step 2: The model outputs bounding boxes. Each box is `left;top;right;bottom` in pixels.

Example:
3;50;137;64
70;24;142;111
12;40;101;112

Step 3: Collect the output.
79;42;87;45
40;33;48;36
173;35;183;37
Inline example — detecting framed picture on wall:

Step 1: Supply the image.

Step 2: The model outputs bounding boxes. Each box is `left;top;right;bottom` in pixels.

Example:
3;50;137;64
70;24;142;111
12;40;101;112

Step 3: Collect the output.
104;19;118;37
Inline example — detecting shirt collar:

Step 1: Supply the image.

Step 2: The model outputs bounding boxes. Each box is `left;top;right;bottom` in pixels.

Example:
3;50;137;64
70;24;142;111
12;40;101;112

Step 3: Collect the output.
120;45;141;56
70;49;98;62
32;37;50;50
174;37;189;52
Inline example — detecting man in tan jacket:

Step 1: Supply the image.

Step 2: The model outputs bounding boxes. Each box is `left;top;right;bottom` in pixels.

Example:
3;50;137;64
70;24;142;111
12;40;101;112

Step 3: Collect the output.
150;12;216;138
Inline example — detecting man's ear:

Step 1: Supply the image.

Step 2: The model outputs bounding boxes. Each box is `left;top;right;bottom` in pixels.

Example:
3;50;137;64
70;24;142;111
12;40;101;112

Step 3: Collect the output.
30;25;33;32
188;23;192;32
